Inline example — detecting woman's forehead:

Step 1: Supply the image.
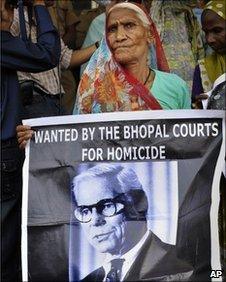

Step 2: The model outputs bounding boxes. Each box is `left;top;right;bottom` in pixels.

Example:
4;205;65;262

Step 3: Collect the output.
107;8;141;24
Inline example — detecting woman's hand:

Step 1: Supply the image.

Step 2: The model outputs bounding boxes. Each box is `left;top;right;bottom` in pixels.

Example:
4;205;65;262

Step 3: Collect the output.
16;125;34;149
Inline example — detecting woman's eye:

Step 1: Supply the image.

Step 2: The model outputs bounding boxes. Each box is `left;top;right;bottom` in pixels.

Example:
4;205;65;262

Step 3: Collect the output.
213;28;223;34
125;22;135;29
108;26;117;33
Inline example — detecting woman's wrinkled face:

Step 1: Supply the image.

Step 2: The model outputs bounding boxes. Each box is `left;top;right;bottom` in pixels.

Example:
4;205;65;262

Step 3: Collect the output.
202;9;226;54
106;8;150;65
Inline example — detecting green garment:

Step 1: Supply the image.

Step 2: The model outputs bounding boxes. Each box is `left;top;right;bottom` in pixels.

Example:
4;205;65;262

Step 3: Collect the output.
151;70;191;110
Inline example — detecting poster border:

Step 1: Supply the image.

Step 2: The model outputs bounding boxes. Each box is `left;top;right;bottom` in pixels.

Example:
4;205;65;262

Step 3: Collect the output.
22;109;225;127
21;110;225;282
22;141;30;282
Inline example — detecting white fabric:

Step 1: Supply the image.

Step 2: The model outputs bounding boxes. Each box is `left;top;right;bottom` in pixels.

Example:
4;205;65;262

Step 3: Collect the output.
102;230;149;281
202;73;226;109
107;2;150;27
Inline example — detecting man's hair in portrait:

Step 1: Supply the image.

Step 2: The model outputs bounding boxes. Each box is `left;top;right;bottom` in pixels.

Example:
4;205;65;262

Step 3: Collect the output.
71;164;148;221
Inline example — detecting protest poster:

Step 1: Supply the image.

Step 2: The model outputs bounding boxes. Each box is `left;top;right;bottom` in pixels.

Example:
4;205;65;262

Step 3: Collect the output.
21;110;225;282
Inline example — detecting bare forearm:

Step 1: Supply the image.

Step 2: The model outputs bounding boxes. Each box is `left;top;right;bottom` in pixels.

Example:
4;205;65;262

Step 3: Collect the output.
69;44;97;68
33;0;45;6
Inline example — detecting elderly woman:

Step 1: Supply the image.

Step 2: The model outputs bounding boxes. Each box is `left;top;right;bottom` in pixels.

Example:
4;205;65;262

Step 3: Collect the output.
17;2;191;147
73;2;191;113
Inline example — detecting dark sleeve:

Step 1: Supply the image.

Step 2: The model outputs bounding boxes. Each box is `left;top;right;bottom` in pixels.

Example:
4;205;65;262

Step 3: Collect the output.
192;65;204;103
0;5;61;73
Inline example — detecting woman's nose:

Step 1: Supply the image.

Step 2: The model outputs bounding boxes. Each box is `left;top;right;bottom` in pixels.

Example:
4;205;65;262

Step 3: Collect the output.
116;25;127;41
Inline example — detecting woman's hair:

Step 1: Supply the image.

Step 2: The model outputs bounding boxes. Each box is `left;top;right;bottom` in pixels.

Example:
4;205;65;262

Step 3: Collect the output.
107;2;150;29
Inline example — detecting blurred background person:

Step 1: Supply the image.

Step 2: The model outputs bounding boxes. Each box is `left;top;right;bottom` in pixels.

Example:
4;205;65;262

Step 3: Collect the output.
1;0;61;281
149;0;205;91
47;0;80;113
10;0;98;117
192;0;226;107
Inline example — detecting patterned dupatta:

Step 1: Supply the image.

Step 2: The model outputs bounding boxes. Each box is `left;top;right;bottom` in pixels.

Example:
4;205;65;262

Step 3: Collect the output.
74;3;169;114
199;0;226;92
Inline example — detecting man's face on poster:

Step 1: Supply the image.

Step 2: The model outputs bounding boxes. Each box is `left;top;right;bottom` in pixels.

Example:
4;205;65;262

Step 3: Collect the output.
74;176;130;255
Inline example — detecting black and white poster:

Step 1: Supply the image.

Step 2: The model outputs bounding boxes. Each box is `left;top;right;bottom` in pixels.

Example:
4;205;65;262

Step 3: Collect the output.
21;110;225;282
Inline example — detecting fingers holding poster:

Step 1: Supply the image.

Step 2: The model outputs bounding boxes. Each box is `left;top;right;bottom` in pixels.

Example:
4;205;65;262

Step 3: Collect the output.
21;110;225;282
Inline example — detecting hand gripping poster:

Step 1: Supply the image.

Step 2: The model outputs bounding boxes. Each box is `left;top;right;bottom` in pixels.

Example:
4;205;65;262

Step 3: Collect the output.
21;110;225;282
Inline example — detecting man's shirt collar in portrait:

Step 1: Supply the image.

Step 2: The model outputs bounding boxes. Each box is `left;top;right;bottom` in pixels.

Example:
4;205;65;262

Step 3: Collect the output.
103;230;149;281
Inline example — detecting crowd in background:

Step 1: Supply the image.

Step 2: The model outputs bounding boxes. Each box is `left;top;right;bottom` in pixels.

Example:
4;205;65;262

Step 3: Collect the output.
12;0;224;114
4;0;225;115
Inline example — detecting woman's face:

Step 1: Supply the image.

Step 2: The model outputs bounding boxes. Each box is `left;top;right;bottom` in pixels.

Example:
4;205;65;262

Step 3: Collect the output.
106;8;150;66
202;9;226;54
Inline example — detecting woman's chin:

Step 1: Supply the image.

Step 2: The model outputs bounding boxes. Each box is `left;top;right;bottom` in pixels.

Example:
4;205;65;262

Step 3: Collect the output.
114;55;133;66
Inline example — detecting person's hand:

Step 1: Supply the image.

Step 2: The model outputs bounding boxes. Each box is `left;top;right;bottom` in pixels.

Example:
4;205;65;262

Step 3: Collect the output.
194;93;209;109
0;0;14;31
16;125;34;150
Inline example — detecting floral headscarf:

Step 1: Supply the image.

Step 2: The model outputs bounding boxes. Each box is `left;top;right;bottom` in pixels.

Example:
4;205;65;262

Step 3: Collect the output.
198;0;226;91
204;0;225;20
73;2;169;114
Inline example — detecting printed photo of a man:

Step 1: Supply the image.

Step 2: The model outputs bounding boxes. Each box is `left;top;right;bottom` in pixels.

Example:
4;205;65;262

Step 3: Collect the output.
69;163;193;281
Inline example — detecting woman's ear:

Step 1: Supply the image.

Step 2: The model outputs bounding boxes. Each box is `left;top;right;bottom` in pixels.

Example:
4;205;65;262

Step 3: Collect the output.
147;31;154;44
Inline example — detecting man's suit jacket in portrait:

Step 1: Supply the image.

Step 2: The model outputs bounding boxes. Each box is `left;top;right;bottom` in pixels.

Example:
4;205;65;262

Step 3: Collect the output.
81;232;194;282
